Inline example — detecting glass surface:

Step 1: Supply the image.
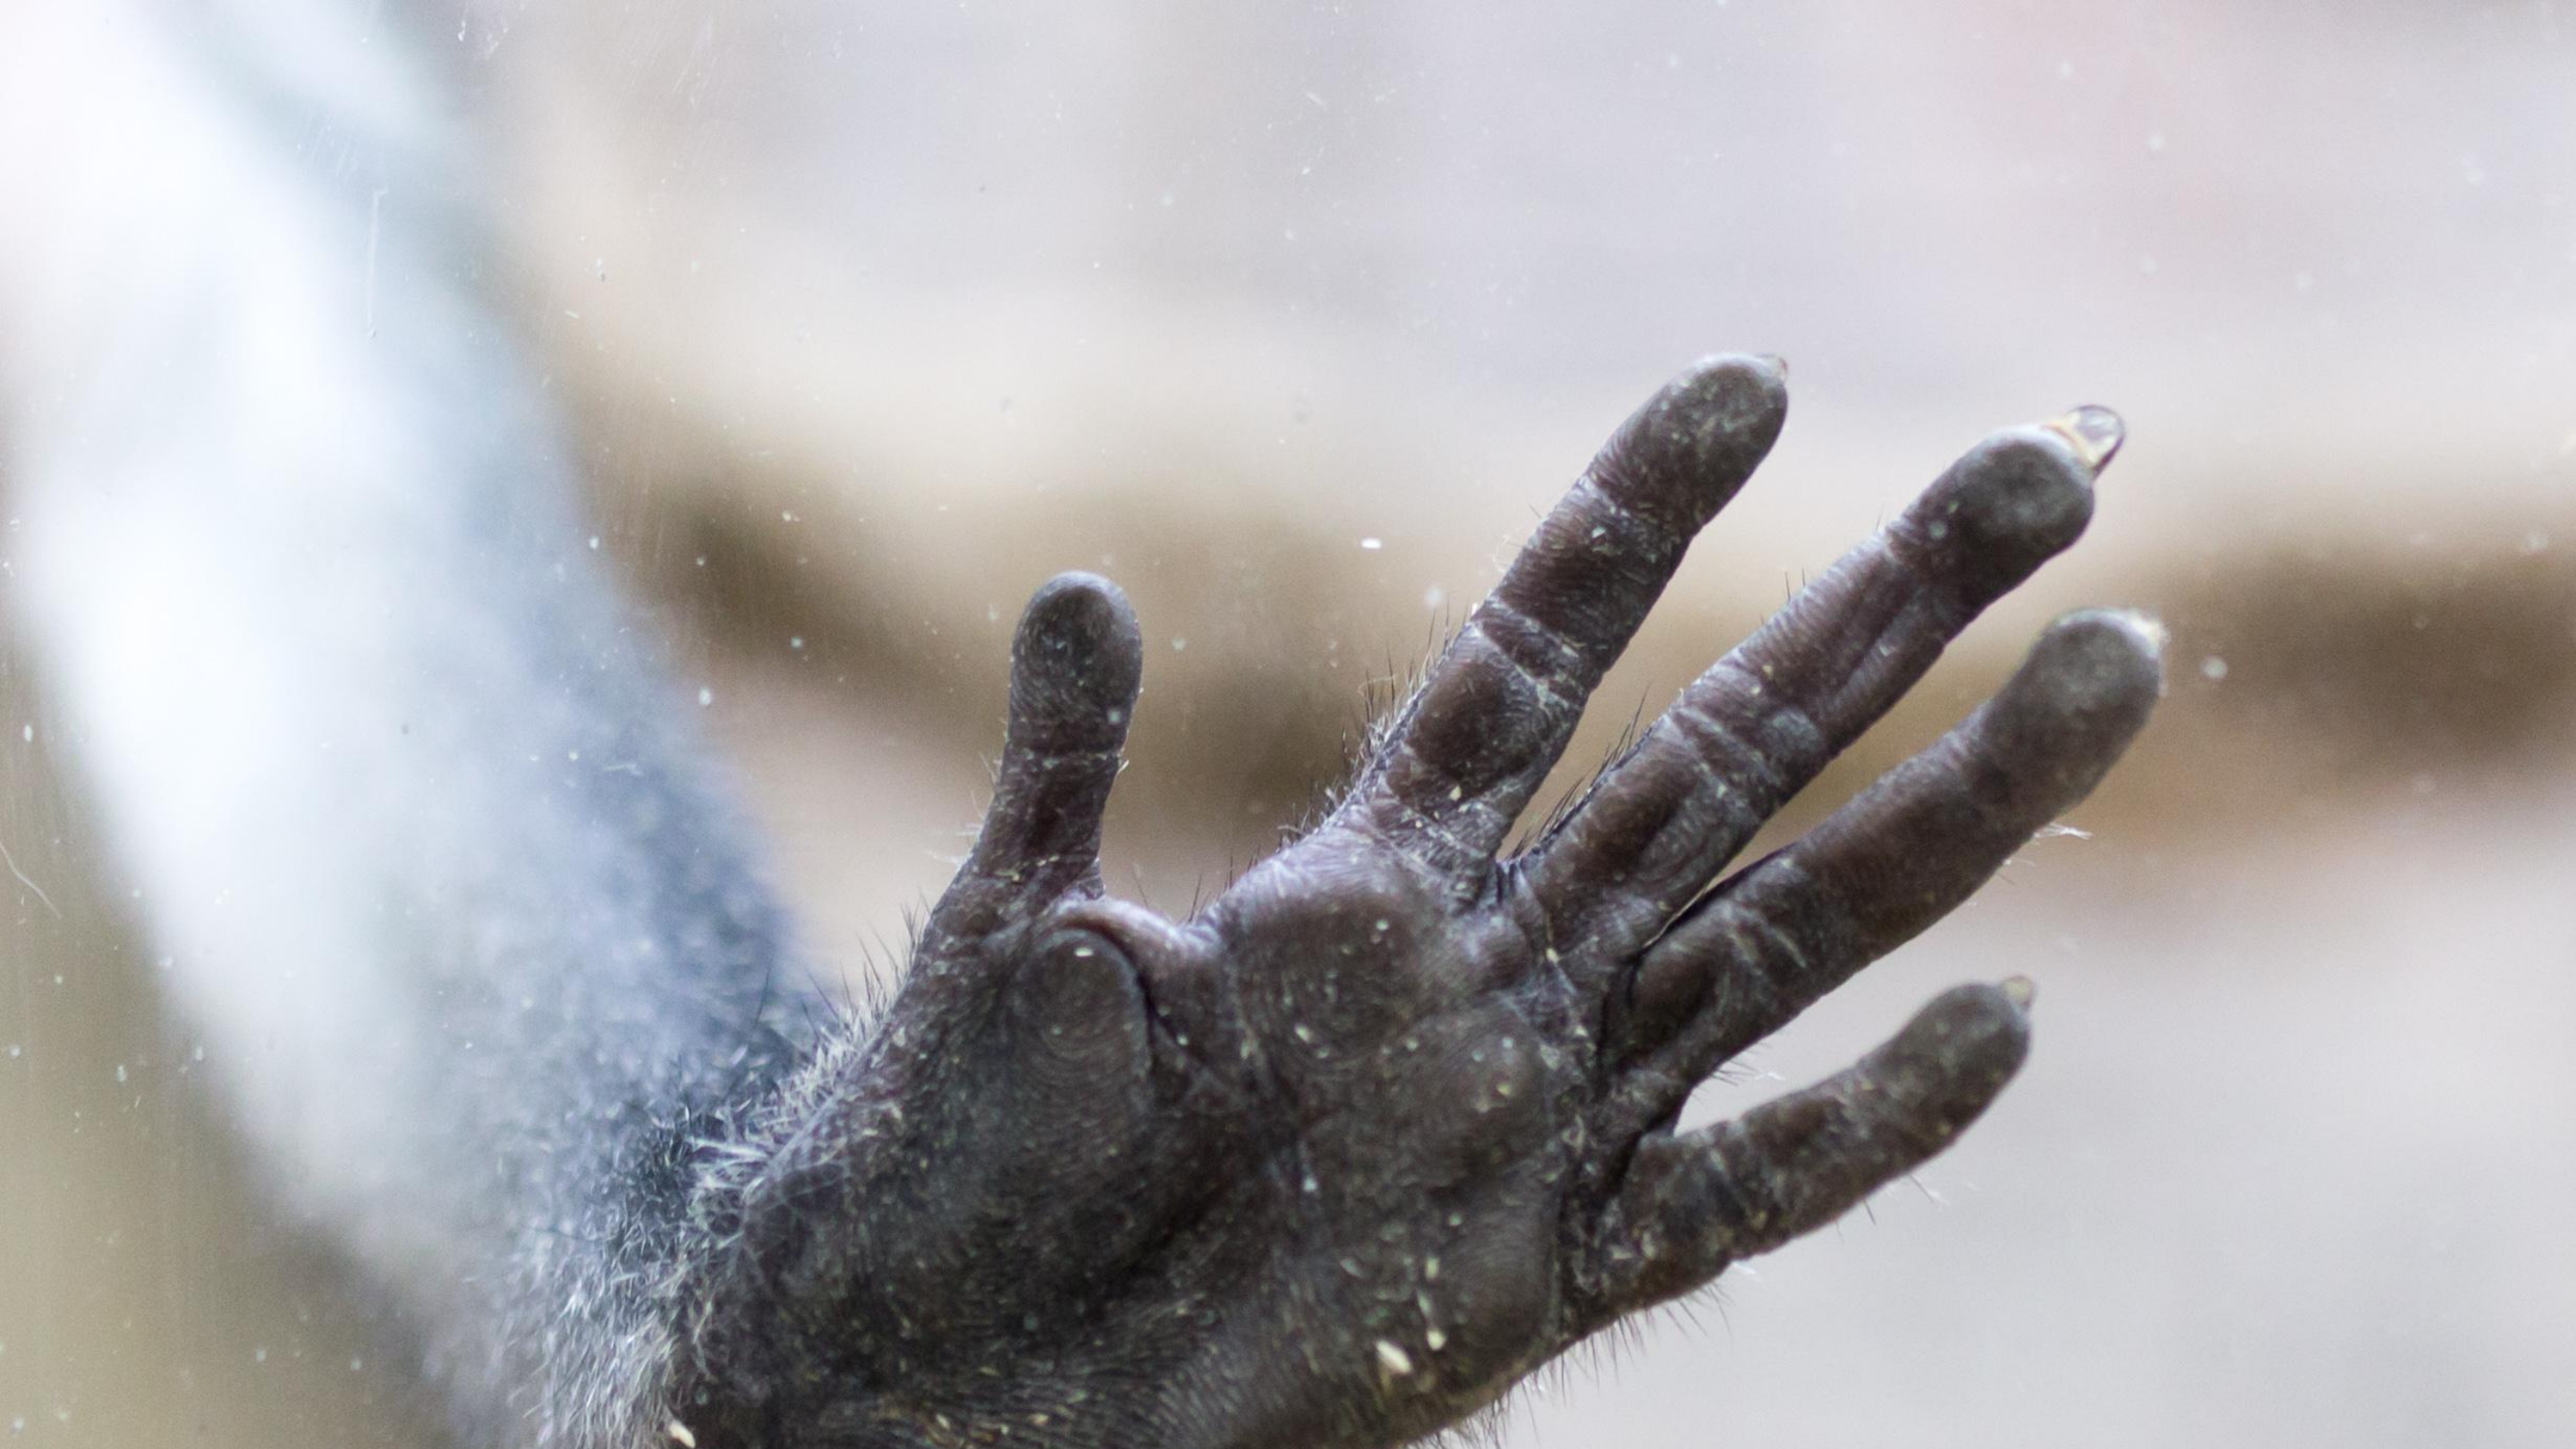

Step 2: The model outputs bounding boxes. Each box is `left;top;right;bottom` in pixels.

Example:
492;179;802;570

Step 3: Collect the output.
2;3;2570;1445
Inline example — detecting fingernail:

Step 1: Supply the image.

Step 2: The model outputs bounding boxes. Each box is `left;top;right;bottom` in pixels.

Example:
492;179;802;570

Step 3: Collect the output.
1754;352;1789;382
2049;405;2125;470
2000;975;2038;1009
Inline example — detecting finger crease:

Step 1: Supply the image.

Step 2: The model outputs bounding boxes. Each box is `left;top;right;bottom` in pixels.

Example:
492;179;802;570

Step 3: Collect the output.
1690;1134;1768;1240
1707;917;1786;1021
1470;600;1588;711
1666;697;1792;801
1722;897;1816;996
1024;746;1124;768
1574;472;1690;559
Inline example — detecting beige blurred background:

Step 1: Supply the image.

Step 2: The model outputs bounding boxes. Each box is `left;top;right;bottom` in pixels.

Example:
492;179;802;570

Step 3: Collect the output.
5;1;2575;1445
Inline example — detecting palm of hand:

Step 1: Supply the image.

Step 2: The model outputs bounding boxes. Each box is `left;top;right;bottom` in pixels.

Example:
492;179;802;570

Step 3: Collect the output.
682;357;2159;1449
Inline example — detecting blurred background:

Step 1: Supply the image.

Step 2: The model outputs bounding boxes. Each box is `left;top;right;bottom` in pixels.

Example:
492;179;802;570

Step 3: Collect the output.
4;1;2573;1445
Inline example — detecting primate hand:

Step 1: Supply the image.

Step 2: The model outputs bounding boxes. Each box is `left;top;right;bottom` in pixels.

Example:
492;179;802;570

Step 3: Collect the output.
675;357;2159;1447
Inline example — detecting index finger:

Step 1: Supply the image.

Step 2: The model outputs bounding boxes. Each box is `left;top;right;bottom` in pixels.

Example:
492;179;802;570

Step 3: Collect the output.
1338;355;1790;869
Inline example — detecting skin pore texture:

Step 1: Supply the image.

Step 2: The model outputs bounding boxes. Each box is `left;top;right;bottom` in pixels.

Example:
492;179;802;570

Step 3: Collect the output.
0;5;2162;1447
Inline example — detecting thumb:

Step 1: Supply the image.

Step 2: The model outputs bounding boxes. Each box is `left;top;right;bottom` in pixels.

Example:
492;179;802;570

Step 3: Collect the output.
932;572;1143;937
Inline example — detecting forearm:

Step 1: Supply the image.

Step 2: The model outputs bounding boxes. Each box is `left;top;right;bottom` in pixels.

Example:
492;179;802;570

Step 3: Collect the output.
0;4;809;1441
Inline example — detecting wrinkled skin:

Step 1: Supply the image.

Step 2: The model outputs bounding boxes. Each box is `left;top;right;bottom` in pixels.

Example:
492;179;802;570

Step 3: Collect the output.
671;357;2162;1447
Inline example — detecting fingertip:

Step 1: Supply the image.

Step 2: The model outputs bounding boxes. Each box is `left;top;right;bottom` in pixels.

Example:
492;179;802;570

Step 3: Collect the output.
1020;571;1144;677
2032;606;2166;708
1665;352;1791;440
1894;981;2034;1089
1597;353;1792;529
1992;608;2165;766
1013;572;1146;744
1919;424;2100;590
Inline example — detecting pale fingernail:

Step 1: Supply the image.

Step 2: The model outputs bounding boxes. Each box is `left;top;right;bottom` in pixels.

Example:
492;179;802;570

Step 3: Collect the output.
2048;404;2125;470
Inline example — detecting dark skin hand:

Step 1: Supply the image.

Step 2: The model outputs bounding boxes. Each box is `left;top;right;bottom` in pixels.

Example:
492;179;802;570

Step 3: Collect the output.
674;356;2162;1447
